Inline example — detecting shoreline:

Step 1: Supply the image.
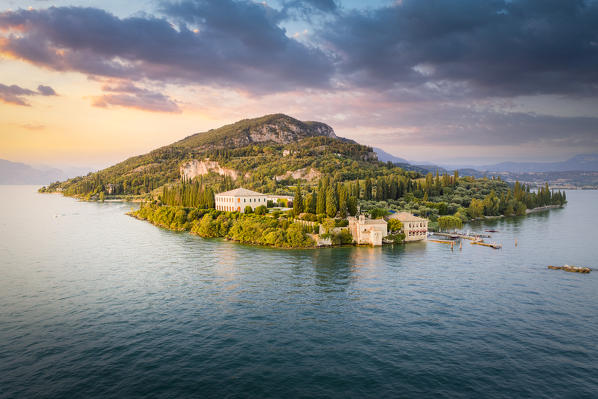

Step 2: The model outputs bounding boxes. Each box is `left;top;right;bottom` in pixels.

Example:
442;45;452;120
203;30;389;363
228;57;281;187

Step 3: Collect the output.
525;204;564;214
466;204;565;222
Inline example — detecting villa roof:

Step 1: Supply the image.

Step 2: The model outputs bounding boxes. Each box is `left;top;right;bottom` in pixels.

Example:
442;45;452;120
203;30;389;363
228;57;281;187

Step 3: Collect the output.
215;188;267;197
390;212;427;222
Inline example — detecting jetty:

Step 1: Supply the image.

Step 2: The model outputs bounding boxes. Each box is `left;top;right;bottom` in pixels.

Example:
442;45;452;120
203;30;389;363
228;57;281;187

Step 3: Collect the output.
434;232;491;240
471;241;502;249
548;265;591;274
428;239;455;245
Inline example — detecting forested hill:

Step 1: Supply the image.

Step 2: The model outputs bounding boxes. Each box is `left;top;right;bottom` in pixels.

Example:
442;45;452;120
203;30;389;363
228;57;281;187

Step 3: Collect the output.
39;113;392;198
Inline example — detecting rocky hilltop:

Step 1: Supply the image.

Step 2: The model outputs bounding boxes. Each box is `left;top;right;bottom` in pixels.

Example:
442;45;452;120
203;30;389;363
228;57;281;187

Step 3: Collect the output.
174;113;337;150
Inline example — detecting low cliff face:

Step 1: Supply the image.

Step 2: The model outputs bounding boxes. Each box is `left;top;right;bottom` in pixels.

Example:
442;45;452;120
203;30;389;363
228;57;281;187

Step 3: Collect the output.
180;160;242;181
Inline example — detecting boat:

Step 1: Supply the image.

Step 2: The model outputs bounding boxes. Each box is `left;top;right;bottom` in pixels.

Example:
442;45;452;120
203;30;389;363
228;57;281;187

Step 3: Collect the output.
485;229;499;233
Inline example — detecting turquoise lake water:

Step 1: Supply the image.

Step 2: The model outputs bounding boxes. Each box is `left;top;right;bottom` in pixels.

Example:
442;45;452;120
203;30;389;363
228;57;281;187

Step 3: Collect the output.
1;186;597;398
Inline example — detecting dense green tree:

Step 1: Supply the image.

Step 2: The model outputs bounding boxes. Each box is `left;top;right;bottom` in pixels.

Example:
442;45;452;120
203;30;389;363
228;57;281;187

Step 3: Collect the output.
308;192;317;213
347;195;358;216
326;186;337;217
197;214;219;237
438;215;463;231
370;208;387;219
255;205;268;215
293;184;304;215
316;180;327;215
387;218;403;233
364;178;372;200
482;190;500;216
338;185;348;218
468;198;484;218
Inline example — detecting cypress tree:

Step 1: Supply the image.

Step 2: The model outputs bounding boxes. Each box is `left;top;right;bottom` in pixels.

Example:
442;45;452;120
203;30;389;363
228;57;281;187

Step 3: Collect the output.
309;191;317;213
293;184;304;215
338;185;348;218
316;179;327;214
326;186;337;217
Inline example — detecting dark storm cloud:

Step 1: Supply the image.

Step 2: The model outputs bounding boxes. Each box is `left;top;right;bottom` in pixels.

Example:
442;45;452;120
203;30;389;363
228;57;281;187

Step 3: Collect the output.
1;1;596;97
0;4;333;93
0;83;57;106
320;0;598;97
92;82;181;113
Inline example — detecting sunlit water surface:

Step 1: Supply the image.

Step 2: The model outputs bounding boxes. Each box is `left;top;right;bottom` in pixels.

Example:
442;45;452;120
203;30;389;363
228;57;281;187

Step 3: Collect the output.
1;186;597;398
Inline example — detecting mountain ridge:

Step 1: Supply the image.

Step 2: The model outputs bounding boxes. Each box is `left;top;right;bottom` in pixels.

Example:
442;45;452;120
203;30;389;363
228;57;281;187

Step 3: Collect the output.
473;154;598;173
0;159;85;185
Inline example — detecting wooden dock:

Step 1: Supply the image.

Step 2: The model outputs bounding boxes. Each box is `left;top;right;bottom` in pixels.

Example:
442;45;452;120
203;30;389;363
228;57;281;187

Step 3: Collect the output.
428;239;455;245
470;241;502;249
435;232;491;241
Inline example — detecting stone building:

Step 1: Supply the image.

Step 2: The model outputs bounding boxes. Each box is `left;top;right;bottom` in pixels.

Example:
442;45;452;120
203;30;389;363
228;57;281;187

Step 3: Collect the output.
348;215;388;246
390;212;428;242
215;188;268;213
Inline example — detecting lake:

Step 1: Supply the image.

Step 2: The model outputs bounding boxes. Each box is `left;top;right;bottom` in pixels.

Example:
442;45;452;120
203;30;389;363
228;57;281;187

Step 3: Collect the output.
1;186;597;398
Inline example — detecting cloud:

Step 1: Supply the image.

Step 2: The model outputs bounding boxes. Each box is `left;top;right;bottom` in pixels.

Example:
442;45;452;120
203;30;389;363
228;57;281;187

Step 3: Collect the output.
389;107;598;147
299;0;597;155
280;0;338;20
37;84;56;96
319;0;598;98
0;82;57;105
0;4;334;94
1;1;595;99
92;81;181;113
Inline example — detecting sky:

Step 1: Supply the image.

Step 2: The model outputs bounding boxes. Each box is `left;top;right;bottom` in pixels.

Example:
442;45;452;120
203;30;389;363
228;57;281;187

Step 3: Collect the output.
0;0;597;169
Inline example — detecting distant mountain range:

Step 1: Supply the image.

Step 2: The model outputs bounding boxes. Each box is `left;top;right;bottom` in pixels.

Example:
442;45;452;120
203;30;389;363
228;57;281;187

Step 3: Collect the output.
373;150;598;174
372;147;409;164
371;149;598;188
0;159;91;185
470;154;598;173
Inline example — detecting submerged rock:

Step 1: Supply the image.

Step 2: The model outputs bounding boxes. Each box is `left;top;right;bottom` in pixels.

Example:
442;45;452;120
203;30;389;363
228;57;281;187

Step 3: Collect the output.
548;265;591;273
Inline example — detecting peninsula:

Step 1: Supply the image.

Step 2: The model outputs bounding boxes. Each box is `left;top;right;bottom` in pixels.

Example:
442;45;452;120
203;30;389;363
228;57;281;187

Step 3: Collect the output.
40;114;567;248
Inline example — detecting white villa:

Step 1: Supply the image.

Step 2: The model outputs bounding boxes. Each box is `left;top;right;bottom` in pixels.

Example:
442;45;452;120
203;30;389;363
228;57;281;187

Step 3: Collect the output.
348;215;388;246
215;188;268;213
390;212;428;242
